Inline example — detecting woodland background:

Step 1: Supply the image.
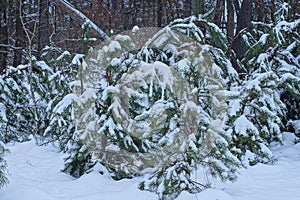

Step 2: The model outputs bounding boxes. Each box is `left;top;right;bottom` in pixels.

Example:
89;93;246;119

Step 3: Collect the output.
0;0;298;72
0;0;299;199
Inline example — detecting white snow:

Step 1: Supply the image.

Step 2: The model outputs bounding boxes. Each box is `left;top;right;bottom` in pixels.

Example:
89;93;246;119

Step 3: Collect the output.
0;103;7;121
0;138;156;200
220;132;300;200
289;120;300;135
228;99;241;117
132;25;140;33
234;115;259;136
71;54;85;65
57;51;71;61
258;34;269;45
1;132;300;200
53;94;74;114
108;41;122;52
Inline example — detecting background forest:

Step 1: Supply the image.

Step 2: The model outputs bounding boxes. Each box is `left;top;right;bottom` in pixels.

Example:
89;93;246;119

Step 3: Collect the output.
0;0;299;199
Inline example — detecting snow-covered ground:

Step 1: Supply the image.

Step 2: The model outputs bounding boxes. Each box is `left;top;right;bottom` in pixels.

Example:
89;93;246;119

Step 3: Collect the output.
1;132;300;200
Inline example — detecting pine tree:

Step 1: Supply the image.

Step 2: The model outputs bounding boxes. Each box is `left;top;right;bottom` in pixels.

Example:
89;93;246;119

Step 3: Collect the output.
43;22;97;177
76;17;240;199
42;51;95;177
0;59;56;142
228;2;300;165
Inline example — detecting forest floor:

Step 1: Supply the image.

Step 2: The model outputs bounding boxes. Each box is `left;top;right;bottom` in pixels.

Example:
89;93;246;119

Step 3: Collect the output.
1;132;300;200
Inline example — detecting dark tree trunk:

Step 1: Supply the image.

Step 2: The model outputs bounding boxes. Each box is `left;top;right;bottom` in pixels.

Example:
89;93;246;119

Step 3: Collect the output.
199;0;205;15
287;0;299;21
157;0;162;27
270;0;276;23
0;3;8;74
232;0;252;60
182;0;192;18
13;12;26;67
236;0;252;33
254;0;265;22
213;0;224;28
38;0;50;57
226;0;235;43
192;0;204;17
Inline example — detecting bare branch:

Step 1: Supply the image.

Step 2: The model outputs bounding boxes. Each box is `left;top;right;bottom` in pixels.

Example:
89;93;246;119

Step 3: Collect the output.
56;0;110;41
19;0;40;135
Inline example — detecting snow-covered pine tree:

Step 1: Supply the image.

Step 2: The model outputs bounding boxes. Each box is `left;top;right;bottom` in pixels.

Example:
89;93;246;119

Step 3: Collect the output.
44;21;97;177
40;46;72;72
0;47;77;188
0;59;59;189
228;2;300;165
42;49;76;147
77;17;240;199
42;51;94;177
169;16;239;86
137;17;240;199
0;60;56;142
80;34;140;179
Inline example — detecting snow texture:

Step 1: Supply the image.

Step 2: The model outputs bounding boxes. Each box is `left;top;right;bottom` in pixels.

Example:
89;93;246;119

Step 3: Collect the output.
234;115;259;136
1;132;300;199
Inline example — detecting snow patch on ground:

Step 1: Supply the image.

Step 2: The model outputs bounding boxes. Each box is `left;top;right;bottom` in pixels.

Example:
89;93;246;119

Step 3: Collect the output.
1;132;300;200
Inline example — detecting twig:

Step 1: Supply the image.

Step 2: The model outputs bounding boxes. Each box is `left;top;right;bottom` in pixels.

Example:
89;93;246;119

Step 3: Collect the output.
19;0;40;135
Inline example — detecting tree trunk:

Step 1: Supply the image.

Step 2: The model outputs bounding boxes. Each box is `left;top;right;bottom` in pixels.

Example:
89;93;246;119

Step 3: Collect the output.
232;0;252;60
213;0;224;28
192;0;204;17
254;0;265;22
236;0;252;33
226;0;235;43
38;0;50;57
157;0;163;27
13;6;26;67
199;0;204;15
0;3;8;73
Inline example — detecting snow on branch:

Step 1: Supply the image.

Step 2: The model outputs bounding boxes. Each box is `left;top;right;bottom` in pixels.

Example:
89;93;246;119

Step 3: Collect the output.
57;0;110;41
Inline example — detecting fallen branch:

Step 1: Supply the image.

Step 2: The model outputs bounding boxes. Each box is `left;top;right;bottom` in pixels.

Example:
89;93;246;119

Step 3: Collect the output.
57;0;110;41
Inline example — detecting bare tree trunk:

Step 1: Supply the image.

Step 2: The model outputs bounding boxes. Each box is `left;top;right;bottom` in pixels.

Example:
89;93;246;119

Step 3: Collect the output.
227;0;235;43
236;0;252;33
199;0;204;15
19;0;40;135
270;0;277;23
13;1;26;66
192;0;204;17
232;0;252;60
38;0;50;57
157;0;163;27
183;0;192;18
254;0;265;22
0;3;8;74
213;0;224;28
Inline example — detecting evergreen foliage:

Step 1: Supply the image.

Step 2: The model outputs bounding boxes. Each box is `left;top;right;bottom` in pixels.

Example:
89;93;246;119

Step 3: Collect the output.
0;2;299;199
228;4;300;165
0;60;54;142
74;17;240;199
43;52;94;178
44;22;100;178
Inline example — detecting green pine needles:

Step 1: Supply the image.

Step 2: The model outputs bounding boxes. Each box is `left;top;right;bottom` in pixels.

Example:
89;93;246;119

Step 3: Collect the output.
74;17;240;199
0;4;299;199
